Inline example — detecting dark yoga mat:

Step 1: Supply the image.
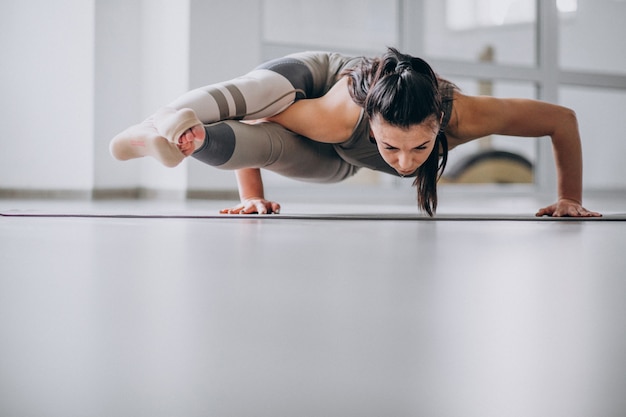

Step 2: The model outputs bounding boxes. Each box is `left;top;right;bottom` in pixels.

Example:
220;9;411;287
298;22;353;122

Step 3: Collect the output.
1;209;623;221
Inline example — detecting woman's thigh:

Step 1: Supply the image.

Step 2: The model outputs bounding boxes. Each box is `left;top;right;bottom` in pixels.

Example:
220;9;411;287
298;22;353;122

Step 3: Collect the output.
192;120;360;184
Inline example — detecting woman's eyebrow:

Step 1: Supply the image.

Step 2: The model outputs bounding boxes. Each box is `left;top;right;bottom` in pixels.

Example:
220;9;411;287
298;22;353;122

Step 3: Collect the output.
381;141;398;148
381;139;431;148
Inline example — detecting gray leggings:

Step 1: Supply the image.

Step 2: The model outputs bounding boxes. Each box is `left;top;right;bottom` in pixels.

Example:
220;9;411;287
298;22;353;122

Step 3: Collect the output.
167;52;362;183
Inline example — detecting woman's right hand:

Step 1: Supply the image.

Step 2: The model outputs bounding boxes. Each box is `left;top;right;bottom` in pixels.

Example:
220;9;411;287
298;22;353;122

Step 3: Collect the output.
219;197;281;215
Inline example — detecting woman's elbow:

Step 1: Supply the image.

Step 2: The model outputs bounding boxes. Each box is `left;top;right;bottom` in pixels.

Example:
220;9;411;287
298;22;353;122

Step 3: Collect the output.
550;105;581;141
558;105;578;127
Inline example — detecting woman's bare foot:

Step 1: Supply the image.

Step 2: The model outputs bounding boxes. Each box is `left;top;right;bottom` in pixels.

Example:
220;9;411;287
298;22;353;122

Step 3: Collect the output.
176;124;206;156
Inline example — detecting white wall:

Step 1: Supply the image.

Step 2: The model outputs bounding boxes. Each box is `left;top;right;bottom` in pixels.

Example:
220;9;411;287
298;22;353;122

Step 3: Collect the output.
94;0;142;191
0;0;96;193
95;0;190;196
0;0;191;196
136;0;190;194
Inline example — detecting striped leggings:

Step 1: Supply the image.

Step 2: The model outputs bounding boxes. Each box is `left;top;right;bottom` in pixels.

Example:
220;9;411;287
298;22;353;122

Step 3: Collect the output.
167;52;362;183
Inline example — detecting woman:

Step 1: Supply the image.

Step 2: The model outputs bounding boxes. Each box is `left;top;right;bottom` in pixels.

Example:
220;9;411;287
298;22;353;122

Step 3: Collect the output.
110;48;600;217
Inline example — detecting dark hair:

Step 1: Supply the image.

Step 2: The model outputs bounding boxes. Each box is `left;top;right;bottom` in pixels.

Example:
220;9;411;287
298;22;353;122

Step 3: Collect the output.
343;47;448;216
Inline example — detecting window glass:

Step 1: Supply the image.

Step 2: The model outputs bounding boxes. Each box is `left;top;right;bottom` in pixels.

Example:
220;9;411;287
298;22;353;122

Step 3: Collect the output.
262;0;397;52
446;0;536;30
560;86;626;189
425;0;537;67
559;0;626;74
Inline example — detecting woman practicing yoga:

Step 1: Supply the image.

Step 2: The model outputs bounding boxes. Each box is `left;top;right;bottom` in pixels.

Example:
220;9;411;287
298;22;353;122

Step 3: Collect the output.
110;48;601;217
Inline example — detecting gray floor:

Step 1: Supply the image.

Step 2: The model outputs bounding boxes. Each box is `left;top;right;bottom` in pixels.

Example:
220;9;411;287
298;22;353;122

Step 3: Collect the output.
1;191;625;417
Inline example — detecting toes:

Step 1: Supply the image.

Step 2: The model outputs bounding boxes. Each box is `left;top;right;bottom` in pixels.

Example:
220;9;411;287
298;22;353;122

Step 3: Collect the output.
178;126;204;145
176;141;194;156
179;130;191;144
190;124;206;141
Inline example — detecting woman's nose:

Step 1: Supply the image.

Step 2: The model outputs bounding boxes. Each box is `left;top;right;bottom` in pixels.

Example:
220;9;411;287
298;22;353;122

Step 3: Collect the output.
397;153;413;170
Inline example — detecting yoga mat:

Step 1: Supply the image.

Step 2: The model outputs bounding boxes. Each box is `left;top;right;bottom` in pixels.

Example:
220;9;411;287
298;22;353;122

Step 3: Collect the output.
1;208;623;221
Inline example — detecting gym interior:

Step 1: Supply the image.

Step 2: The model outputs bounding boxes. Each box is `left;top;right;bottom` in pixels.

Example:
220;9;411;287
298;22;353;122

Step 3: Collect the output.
1;1;625;416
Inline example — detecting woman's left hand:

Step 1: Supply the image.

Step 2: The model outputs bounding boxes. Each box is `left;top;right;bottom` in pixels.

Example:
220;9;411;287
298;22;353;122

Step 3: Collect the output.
219;197;281;215
536;198;602;217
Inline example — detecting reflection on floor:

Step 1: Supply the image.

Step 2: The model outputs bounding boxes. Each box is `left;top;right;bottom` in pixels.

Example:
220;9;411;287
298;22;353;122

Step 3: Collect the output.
1;190;625;417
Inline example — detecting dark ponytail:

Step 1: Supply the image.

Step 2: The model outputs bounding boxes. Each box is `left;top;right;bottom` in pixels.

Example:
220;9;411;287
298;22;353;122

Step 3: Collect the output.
344;47;449;216
416;131;448;217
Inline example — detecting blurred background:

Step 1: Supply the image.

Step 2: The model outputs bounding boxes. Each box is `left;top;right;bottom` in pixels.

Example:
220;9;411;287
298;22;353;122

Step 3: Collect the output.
1;0;625;201
2;4;626;417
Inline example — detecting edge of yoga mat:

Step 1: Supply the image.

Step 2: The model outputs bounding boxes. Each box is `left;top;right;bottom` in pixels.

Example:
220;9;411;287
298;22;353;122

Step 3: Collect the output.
1;209;624;221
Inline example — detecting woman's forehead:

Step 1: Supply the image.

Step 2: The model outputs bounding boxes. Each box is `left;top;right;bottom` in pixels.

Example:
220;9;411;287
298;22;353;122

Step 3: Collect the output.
371;117;438;136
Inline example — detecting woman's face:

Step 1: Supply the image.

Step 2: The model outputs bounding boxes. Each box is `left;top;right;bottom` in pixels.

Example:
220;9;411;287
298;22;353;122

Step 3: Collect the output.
370;115;439;176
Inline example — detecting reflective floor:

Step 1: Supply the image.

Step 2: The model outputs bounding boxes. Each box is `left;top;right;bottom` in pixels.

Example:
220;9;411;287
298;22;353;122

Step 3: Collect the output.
1;192;625;417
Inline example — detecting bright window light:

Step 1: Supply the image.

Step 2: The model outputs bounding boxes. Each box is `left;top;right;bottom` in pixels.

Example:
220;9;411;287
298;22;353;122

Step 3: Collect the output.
557;0;578;13
447;0;577;30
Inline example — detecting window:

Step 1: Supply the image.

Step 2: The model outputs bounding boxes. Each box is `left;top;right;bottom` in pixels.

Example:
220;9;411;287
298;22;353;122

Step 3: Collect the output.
446;0;577;30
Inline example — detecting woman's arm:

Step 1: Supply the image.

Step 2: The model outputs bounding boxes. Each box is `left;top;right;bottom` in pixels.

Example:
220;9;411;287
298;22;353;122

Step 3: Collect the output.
448;94;601;217
219;168;281;214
